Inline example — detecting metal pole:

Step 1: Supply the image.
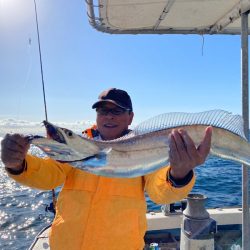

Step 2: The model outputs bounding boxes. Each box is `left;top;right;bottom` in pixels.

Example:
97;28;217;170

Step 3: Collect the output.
241;10;250;250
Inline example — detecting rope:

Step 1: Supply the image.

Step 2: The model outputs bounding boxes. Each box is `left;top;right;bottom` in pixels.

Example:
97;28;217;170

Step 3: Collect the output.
33;0;56;213
201;34;205;56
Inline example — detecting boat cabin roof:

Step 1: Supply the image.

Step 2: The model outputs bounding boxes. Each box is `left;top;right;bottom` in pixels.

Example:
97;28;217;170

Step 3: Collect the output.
87;0;250;35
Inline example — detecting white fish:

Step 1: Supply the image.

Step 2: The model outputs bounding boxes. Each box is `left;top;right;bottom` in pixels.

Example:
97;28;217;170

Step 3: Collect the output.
29;110;250;178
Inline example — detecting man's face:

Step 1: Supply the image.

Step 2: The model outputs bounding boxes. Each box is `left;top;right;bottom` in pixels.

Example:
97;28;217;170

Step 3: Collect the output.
96;103;134;140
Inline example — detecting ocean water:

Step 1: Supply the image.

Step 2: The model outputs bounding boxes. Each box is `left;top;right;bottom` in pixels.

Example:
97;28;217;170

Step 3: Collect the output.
0;136;247;250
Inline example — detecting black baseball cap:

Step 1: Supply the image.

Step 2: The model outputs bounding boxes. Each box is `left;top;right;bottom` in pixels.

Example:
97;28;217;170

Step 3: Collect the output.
92;88;133;111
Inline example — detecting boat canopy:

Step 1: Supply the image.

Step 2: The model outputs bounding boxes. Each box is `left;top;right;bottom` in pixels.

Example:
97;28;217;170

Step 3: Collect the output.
87;0;250;35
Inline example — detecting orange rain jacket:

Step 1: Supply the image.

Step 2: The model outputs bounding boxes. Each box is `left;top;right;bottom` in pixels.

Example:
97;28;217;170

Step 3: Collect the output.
8;128;195;250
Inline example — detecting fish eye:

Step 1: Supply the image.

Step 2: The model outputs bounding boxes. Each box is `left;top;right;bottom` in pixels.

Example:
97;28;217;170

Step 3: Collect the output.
65;129;73;137
62;128;73;137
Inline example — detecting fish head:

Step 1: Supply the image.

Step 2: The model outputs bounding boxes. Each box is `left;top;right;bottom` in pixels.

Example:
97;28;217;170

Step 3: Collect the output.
43;120;78;145
43;121;101;160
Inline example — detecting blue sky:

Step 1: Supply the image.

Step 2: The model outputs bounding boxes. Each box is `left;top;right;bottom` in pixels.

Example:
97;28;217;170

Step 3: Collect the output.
0;0;242;125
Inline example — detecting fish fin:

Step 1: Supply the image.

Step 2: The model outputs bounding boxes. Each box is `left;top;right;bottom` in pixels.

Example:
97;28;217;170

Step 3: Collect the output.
61;147;111;163
85;147;111;161
133;110;246;139
71;150;109;169
98;147;112;156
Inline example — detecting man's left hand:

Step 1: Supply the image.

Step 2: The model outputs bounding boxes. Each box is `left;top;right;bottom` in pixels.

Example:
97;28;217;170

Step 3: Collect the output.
169;126;212;179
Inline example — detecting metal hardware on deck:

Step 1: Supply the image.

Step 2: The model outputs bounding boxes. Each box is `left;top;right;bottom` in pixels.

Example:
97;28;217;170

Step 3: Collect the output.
161;200;187;216
180;194;217;250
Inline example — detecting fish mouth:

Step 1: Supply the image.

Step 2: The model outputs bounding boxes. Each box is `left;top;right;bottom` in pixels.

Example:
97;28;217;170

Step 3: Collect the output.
43;120;66;144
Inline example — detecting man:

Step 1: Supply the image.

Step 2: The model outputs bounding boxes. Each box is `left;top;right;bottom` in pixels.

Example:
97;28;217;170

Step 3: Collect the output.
1;88;212;250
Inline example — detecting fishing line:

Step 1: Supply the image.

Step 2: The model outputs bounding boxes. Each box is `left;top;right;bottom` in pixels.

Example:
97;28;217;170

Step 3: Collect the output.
33;0;56;213
16;38;33;121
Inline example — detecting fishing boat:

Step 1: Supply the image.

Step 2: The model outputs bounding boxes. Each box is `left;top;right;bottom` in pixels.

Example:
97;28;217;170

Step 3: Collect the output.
85;1;250;249
29;0;249;249
29;199;243;249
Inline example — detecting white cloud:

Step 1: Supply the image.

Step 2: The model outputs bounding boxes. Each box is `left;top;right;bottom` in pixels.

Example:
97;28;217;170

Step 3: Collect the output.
0;118;95;136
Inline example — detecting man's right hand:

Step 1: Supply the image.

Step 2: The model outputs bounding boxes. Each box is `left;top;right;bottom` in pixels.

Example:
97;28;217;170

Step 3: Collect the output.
1;134;30;171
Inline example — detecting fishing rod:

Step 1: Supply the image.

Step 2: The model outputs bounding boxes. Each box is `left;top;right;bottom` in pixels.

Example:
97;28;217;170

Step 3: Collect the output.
33;0;56;213
33;0;48;122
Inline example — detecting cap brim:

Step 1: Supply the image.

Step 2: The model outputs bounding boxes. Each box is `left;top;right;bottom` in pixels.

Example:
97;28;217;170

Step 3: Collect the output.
92;100;127;109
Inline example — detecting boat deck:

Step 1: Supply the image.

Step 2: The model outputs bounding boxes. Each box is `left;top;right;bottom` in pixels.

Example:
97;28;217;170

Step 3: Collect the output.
30;207;242;250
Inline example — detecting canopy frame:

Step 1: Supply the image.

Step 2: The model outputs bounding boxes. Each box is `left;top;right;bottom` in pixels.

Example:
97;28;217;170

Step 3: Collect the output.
86;0;250;35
